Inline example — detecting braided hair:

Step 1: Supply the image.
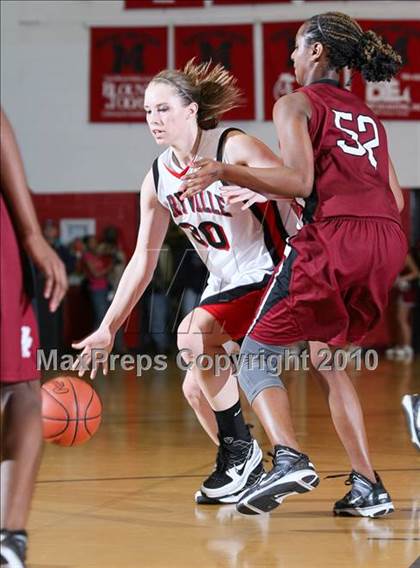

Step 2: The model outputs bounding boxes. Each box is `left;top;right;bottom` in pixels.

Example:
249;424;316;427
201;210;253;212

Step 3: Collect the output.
151;59;243;130
303;12;402;82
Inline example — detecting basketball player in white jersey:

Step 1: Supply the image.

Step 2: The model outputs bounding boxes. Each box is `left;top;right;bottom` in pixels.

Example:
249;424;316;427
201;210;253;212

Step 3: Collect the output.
72;60;300;504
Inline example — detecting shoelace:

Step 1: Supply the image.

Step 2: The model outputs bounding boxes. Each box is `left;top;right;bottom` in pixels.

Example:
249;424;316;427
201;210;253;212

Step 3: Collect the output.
324;472;353;485
212;443;246;478
325;471;377;504
214;444;229;473
267;449;302;465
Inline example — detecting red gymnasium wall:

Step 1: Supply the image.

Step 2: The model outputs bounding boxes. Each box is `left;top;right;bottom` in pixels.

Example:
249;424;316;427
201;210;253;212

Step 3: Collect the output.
33;192;140;348
33;192;139;256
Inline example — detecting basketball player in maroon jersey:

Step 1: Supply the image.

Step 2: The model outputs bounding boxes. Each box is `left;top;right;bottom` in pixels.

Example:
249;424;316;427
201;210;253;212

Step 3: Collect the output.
0;108;67;566
182;13;406;517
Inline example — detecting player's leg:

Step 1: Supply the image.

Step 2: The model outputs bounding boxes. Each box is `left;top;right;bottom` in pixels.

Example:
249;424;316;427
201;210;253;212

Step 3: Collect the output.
324;219;407;517
179;306;219;446
309;341;375;480
394;302;414;361
235;336;319;515
308;341;394;517
180;305;233;447
182;369;218;445
251;386;300;451
402;394;420;450
1;380;43;568
177;308;263;500
1;381;43;529
235;243;326;515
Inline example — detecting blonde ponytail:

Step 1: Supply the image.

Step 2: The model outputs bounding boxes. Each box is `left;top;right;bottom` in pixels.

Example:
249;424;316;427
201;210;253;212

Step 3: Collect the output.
151;59;243;129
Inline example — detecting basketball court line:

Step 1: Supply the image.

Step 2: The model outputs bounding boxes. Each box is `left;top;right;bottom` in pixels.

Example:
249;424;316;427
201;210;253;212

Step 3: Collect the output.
36;466;420;485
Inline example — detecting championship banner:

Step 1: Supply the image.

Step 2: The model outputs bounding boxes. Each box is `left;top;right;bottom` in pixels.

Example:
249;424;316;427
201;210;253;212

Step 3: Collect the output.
263;20;420;121
213;1;288;4
263;21;301;120
175;24;255;120
125;1;204;8
90;27;167;122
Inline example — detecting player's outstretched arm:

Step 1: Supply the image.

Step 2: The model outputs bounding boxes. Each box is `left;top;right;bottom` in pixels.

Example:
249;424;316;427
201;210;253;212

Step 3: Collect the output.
181;93;314;200
0;108;67;312
72;171;170;378
221;132;296;205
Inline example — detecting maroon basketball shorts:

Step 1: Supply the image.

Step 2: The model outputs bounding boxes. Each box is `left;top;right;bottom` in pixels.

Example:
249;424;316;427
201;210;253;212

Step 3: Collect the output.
248;217;407;347
1;195;40;384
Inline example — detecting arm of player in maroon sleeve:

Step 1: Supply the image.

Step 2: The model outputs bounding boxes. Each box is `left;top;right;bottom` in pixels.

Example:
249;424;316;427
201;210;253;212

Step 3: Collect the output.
217;131;297;205
0;107;67;311
180;93;314;200
388;157;404;213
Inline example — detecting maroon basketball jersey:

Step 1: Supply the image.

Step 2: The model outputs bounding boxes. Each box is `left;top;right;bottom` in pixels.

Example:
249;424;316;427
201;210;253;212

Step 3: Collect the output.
298;79;400;224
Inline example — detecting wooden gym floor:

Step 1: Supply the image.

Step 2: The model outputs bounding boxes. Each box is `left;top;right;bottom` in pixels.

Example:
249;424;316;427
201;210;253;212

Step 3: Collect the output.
30;358;419;568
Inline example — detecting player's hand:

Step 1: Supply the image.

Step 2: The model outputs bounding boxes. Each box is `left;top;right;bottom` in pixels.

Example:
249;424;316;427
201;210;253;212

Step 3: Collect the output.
72;326;115;380
180;159;223;199
220;185;267;210
24;233;68;312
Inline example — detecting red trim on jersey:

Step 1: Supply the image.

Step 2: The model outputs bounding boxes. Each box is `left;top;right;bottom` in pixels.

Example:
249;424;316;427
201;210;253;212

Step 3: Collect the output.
164;162;193;179
254;201;286;261
291;200;304;219
200;286;267;341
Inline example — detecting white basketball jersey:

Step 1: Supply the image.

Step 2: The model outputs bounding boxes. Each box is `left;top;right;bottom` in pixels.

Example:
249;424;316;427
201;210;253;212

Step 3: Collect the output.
153;127;301;302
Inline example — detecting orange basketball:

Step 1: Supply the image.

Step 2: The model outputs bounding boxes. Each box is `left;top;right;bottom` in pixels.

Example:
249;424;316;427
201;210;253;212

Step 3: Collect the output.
41;377;102;446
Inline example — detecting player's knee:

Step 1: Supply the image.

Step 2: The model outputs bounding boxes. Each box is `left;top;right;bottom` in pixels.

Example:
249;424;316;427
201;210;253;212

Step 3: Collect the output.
177;310;223;356
7;382;42;416
23;383;42;415
309;346;326;371
309;346;339;380
237;336;285;405
177;329;194;357
309;351;322;371
2;384;42;456
177;322;202;356
182;379;203;411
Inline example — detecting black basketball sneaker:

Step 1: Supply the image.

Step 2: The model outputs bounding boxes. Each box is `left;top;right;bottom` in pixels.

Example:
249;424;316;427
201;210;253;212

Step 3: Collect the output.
402;394;420;451
237;445;319;515
195;461;265;504
201;436;263;499
333;470;394;517
0;529;27;568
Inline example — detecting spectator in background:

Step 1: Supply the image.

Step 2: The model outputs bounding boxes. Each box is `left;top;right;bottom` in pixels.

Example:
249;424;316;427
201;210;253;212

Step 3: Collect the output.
97;226;127;301
164;225;207;330
35;220;75;354
68;237;86;282
97;226;127;352
43;220;76;274
386;251;419;362
82;235;112;330
141;244;172;354
178;248;208;319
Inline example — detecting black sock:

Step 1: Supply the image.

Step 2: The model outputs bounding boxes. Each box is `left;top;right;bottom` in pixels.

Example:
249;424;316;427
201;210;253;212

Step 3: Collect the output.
11;531;27;538
215;400;251;443
6;530;27;542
